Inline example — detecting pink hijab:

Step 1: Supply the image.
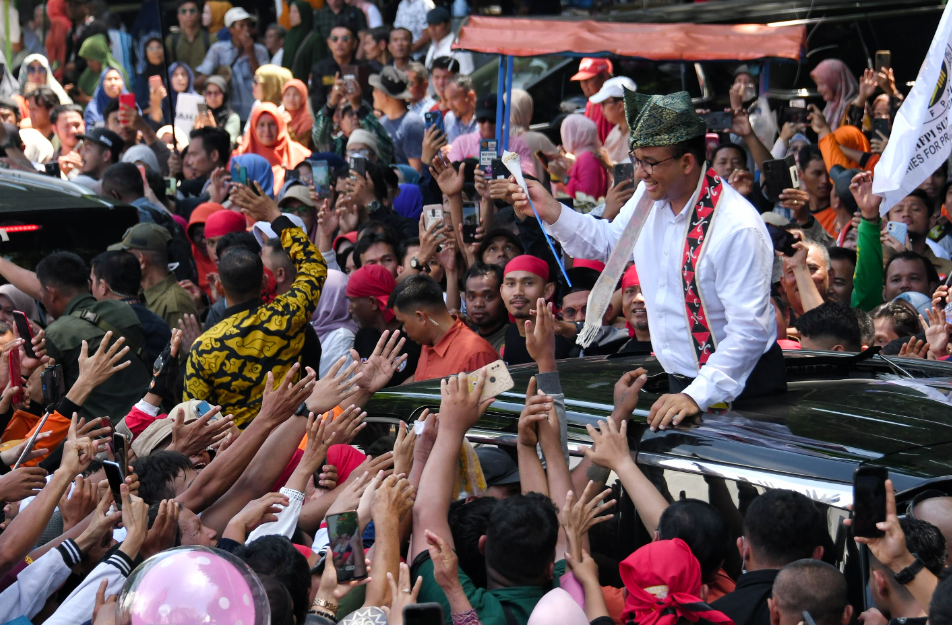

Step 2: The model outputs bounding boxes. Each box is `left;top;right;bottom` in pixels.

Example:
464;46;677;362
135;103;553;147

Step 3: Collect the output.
810;59;859;131
561;114;601;156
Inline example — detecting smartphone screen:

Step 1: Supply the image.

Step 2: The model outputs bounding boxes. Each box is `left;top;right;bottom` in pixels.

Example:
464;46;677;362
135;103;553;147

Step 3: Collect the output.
613;163;633;187
461;202;479;243
112;433;127;473
103;460;125;508
479;139;497;169
765;223;797;257
404;604;445;625
41;364;64;406
164;176;177;196
12;311;35;359
327;511;367;581
13;411;51;469
313;160;330;199
852;465;887;538
232;164;248;187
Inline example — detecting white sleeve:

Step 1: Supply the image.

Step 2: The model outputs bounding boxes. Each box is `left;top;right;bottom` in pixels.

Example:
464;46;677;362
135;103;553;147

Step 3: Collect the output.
683;226;776;410
42;552;134;625
770;137;788;160
366;4;383;27
321;248;341;273
312;526;330;554
0;541;80;622
247;488;305;543
544;184;644;263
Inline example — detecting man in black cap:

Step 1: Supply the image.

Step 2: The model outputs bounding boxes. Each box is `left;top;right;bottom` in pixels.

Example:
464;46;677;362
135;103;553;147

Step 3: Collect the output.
478;228;524;267
371;66;425;171
73;127;123;192
423;7;473;74
512;90;783;430
475;447;521;499
447;93;534;167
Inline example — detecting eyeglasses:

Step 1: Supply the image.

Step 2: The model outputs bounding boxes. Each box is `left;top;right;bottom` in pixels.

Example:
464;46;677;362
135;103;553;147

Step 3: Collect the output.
281;205;312;215
629;153;679;175
26;65;47;75
329;35;352;42
179;7;197;14
146;43;164;52
562;305;587;321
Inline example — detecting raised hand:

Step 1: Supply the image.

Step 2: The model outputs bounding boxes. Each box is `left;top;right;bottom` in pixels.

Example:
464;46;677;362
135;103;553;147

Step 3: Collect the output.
304;356;362;415
77;332;131;389
60;413;96;477
140;499;180;559
425;529;464;595
0;466;47;501
858;68;878;102
232;182;281;223
59;474;98;530
228;492;290;538
439;370;488;435
177;315;203;352
509;177;562;224
298;412;334;475
392;420;416;477
321;404;368;448
604;179;634;222
898;336;930;359
326;471;371;516
583;418;631;471
728;169;754;197
169;404;234;458
922;306;951;358
351;330;407;395
808;103;832;138
258;364;317;426
76;489;121;555
430;156;465;198
612;368;647;421
525;299;556;371
518;376;551;448
561;481;615;561
371;474;415;525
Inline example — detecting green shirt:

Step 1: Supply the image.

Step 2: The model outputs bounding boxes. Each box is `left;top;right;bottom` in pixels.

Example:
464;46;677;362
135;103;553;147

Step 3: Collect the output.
851;217;884;311
142;273;199;331
411;552;566;625
165;29;217;72
44;294;151;423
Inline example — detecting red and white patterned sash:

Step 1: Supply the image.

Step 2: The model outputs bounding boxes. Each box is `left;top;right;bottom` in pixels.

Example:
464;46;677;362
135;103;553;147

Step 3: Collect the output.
680;168;724;370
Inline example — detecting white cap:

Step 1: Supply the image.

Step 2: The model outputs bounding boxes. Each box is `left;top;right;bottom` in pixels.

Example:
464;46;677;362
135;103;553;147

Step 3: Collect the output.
224;7;254;27
588;76;638;104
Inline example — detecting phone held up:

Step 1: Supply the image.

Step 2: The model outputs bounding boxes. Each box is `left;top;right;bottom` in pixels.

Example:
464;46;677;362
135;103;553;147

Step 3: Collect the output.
12;311;35;359
327;511;367;581
765;223;798;257
103;460;125;509
851;465;887;538
461;202;480;244
613;163;634;187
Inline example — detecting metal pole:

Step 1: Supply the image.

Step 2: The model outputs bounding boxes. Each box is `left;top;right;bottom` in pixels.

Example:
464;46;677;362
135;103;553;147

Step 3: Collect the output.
495;55;504;146
156;0;177;153
503;55;513;153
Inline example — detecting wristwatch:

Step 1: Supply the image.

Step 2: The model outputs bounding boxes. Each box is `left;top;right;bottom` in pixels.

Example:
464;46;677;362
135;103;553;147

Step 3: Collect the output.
365;199;382;213
893;554;926;584
410;257;430;273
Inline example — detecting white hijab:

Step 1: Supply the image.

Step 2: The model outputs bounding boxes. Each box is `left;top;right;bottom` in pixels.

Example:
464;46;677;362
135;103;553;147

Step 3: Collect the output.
18;54;72;104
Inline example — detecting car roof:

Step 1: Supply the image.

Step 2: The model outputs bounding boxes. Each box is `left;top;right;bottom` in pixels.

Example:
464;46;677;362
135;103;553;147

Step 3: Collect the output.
366;350;952;505
0;169;125;211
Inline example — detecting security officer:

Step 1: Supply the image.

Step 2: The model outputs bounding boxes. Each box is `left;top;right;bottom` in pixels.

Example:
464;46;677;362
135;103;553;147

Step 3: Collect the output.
37;251;151;423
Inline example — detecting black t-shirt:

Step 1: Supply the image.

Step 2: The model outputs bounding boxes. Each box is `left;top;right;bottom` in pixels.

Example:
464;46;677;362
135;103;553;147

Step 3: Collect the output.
617;337;653;355
501;323;574;367
353;326;421;386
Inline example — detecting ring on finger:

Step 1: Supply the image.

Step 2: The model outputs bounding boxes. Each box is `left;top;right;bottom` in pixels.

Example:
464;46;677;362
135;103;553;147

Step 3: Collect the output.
402;588;412;594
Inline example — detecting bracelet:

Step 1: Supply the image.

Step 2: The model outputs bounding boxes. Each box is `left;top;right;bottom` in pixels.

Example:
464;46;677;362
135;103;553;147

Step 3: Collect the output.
308;607;337;622
311;597;339;613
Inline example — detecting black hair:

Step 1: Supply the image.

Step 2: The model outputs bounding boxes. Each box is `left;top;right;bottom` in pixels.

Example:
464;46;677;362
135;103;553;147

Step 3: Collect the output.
448;496;498;589
906;188;935;214
263;237;294;273
368;162;396;201
743;489;828;567
464;263;503;288
565;267;600;294
478;229;523;261
853;307;874;348
216;231;261;259
188;127;231;166
930;569;952;625
328;22;357;41
104;98;122;122
266;23;287;37
871;301;921;340
25;86;58;110
0;97;20;122
236;536;310;625
367;25;390;45
176;0;201;9
357;220;397;240
898;517;947;576
389;26;413;42
827;246;856;267
485;493;559;585
397;236;420;265
353;232;398;269
36;251;89;292
795;302;862;352
657;499;730;583
144;167;168;203
91;250;142;298
797;145;824;172
711;142;746;164
50;103;84;125
431;56;461;73
257;575;294;625
388;274;446;311
101;162;145;199
82;459;104;478
132;451;194;505
219;247;263;299
670;134;707;170
773;559;849;625
884;250;940;287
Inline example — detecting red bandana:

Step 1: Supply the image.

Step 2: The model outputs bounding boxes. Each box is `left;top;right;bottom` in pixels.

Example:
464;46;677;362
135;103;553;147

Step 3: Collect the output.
346;265;396;322
504;255;549;281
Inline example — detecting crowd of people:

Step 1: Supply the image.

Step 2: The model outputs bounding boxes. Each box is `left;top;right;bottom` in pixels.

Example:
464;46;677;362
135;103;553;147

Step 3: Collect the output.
0;0;947;623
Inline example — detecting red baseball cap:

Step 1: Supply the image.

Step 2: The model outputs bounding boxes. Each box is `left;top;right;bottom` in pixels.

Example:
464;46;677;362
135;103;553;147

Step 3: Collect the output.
571;58;613;81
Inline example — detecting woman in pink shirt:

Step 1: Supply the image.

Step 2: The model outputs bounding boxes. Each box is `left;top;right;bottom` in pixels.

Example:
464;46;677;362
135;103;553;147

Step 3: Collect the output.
562;114;610;201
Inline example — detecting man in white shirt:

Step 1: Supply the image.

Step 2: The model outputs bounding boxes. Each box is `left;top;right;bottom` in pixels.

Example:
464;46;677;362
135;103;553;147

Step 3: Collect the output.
588;76;636;164
422;8;473;75
509;90;784;429
393;0;435;56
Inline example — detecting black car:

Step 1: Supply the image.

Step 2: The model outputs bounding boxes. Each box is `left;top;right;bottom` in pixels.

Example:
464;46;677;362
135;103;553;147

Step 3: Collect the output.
361;349;952;612
0;169;139;270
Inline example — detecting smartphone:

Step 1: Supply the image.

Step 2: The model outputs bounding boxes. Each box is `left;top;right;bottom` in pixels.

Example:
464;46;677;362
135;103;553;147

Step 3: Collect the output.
197;102;208;115
613;163;634;187
112;433;127;474
479;139;498;169
887;221;908;245
9;349;21;405
326;511;367;581
118;93;135;122
285;168;301;184
340;65;369;97
232;163;248;187
148;75;163;90
343;74;356;93
12;311;35;359
313;159;330;199
851;465;887;538
468;360;514;401
875;50;891;73
762;155;799;203
164;176;177;196
40;364;64;406
424;111;444;135
872;117;890;139
783;100;809;125
703;111;733;132
103;460;125;509
196;400;213;418
423;204;444;241
490;159;508;181
766;223;798;257
349;154;367;178
404;603;445;625
44;161;60;178
461;202;479;243
12;411;51;469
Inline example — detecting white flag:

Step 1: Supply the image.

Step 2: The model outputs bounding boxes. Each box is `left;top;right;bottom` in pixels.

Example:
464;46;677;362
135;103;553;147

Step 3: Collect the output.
873;0;952;214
